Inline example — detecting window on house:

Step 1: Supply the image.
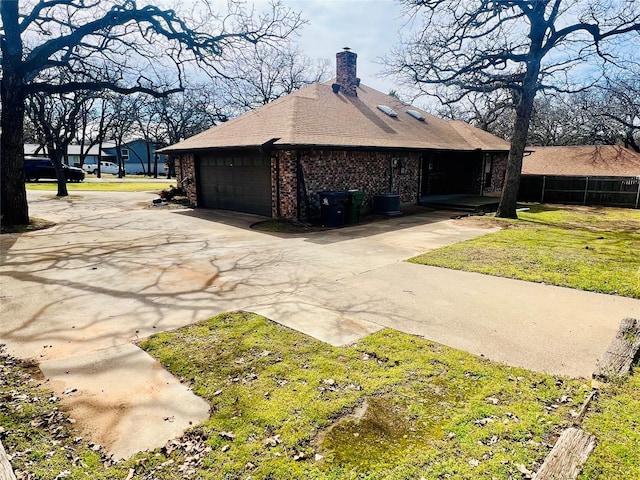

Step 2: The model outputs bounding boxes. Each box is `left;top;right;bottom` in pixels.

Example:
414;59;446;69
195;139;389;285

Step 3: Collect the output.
120;148;129;161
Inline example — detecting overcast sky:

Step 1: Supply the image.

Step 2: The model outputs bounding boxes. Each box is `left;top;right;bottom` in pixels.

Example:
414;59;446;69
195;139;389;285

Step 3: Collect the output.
283;0;410;94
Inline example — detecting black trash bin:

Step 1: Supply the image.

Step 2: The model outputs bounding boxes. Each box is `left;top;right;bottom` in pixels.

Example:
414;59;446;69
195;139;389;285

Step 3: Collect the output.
373;193;401;216
318;191;349;227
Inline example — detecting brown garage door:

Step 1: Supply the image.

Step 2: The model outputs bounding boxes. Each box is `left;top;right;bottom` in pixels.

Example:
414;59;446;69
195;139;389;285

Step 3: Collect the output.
197;152;272;216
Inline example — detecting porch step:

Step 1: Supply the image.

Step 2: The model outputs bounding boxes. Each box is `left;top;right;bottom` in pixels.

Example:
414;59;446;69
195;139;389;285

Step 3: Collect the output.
419;195;500;213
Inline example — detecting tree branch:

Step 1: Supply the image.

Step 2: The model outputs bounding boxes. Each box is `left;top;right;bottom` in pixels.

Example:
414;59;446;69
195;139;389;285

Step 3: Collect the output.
25;80;183;98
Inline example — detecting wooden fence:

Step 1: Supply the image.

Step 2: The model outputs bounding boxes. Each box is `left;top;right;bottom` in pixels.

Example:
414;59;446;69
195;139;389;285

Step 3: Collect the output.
519;175;640;208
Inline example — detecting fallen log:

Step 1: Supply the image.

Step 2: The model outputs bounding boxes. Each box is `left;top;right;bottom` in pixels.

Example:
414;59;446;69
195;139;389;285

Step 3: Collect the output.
0;439;17;480
594;317;640;381
533;427;596;480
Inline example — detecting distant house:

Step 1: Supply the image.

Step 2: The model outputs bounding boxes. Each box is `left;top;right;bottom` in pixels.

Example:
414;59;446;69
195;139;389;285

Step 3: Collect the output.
25;142;117;165
67;143;116;165
520;145;640;208
26;139;167;175
24;144;47;157
160;49;511;219
102;139;167;175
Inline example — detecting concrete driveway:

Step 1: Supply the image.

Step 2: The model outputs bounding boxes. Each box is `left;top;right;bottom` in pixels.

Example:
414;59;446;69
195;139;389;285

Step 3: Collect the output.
2;190;639;459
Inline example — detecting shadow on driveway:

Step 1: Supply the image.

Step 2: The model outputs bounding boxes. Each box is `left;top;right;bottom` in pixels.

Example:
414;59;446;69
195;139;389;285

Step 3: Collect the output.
173;205;465;245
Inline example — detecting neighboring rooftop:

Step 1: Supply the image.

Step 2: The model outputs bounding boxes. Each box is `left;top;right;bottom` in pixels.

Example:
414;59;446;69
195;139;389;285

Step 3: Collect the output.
522;145;640;177
25;143;116;156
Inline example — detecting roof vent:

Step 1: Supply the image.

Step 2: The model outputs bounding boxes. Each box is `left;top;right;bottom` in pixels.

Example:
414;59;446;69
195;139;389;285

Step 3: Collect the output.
407;110;426;121
377;105;398;117
332;83;341;94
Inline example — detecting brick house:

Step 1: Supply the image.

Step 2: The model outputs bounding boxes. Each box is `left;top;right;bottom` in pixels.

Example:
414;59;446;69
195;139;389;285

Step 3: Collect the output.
161;49;511;219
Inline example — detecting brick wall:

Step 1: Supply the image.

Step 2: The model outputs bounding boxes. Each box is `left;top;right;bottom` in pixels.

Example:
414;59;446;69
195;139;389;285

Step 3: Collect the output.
485;153;508;194
271;151;298;218
175;153;197;205
273;149;421;221
181;148;508;218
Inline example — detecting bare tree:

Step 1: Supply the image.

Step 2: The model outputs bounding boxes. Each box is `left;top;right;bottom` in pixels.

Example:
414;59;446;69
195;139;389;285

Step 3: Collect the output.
75;94;106;168
102;93;145;178
526;77;640;149
527;95;579;146
25;90;89;195
1;0;303;227
595;74;640;152
437;91;514;140
142;84;228;145
221;43;330;112
388;0;640;217
442;84;639;149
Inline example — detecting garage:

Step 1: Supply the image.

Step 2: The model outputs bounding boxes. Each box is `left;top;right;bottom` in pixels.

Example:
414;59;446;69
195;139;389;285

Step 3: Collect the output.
197;151;272;216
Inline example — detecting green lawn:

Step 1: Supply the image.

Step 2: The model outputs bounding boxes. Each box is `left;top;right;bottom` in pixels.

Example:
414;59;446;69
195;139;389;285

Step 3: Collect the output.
3;204;639;478
3;312;594;479
25;181;175;192
3;312;638;479
409;205;640;298
579;373;640;479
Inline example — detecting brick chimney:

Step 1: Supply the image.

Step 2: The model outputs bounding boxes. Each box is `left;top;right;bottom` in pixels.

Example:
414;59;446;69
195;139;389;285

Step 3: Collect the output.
335;48;359;96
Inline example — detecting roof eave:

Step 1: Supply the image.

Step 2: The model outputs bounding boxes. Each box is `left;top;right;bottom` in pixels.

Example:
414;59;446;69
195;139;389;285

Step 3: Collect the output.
272;143;510;153
161;143;511;154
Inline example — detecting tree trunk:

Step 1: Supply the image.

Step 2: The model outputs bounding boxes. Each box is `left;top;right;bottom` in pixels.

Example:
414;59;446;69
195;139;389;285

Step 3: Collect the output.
167;155;175;179
0;0;29;227
49;147;69;197
496;3;549;219
146;141;152;176
116;140;124;178
496;101;532;218
496;71;540;218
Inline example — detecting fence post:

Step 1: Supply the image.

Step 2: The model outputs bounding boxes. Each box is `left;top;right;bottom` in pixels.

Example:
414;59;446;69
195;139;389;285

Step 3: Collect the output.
541;176;546;203
635;178;640;209
583;177;589;205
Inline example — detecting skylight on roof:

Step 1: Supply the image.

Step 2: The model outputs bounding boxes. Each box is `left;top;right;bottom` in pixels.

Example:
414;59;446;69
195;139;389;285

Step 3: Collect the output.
377;105;398;117
407;110;426;121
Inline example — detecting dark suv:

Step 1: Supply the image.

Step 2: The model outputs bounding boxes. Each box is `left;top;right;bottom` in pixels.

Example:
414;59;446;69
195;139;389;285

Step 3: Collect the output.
24;157;85;182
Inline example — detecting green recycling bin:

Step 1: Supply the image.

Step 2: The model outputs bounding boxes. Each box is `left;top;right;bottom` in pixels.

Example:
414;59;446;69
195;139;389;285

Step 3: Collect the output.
346;189;364;224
